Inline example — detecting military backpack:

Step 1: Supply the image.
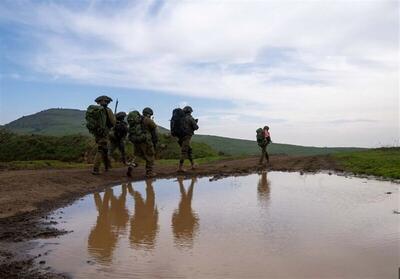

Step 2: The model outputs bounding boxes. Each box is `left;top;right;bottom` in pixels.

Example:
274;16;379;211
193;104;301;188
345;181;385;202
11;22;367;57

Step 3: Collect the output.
127;110;148;143
85;105;108;138
170;108;186;138
256;128;267;147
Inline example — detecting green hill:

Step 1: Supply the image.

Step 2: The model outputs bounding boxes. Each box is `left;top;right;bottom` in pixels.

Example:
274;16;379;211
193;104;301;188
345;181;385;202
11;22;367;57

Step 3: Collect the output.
4;109;88;136
4;108;365;156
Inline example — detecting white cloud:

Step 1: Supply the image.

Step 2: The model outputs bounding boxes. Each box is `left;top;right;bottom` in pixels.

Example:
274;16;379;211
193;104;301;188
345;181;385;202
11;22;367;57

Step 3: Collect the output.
1;0;398;146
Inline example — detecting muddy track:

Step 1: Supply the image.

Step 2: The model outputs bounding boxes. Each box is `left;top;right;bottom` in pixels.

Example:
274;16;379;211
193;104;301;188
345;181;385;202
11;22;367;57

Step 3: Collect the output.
0;155;342;278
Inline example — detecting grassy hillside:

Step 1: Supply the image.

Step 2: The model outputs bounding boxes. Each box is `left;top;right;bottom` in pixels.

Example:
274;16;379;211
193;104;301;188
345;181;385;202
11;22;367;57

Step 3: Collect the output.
334;148;400;179
4;108;365;156
4;108;89;136
193;134;364;156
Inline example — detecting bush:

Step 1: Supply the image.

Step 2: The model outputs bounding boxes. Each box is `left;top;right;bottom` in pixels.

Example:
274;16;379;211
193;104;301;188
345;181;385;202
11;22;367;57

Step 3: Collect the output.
0;129;218;163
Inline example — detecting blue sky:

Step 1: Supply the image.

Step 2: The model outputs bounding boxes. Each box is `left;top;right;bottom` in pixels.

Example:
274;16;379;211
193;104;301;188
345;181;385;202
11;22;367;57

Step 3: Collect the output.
0;0;398;147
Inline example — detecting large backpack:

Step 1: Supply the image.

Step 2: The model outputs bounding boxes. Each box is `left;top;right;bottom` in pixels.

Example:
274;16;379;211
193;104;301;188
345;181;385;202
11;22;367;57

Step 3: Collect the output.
111;120;128;140
256;128;266;147
127;110;147;143
170;108;186;138
85;105;108;137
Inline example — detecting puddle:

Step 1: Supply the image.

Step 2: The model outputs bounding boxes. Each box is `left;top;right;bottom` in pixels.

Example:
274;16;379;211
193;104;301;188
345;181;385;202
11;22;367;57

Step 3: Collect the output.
32;172;399;278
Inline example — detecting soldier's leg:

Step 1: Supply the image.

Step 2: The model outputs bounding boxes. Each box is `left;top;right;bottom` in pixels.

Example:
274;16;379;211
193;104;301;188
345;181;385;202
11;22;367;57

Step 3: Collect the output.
92;144;102;174
100;140;111;171
265;147;270;163
259;146;266;165
142;143;156;177
178;137;187;172
119;140;126;164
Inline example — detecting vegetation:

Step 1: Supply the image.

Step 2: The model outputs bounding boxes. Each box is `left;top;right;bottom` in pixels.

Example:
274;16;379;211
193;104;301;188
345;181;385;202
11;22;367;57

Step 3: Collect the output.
193;134;364;156
334;148;400;179
0;130;218;164
5;108;365;156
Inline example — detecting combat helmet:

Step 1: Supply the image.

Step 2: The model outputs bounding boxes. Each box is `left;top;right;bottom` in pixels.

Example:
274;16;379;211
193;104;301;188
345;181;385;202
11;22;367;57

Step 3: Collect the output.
95;95;113;104
264;125;269;130
183;106;193;114
142;107;154;116
115;112;127;120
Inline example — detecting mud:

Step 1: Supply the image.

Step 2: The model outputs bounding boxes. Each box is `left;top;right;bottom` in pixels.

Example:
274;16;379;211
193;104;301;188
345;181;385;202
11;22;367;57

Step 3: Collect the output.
0;155;342;278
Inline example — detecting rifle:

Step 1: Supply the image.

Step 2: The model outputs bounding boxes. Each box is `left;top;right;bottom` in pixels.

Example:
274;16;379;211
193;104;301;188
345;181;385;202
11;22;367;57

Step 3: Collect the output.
114;99;119;114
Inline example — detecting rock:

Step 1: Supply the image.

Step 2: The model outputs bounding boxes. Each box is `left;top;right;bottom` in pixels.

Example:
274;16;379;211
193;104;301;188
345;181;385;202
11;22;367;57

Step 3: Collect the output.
39;260;46;264
386;192;392;194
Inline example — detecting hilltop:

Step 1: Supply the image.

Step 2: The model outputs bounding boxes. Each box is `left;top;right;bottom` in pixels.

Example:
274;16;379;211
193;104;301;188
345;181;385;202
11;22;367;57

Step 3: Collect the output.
4;108;364;156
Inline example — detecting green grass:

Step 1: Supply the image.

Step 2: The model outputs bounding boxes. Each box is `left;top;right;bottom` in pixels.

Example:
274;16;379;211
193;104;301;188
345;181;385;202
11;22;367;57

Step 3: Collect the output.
334;147;400;179
0;160;90;170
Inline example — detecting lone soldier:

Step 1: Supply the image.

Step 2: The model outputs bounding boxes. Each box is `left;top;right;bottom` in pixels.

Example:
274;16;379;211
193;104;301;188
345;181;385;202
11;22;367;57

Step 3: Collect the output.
109;112;128;164
86;95;116;175
256;125;272;165
132;107;158;178
178;106;199;172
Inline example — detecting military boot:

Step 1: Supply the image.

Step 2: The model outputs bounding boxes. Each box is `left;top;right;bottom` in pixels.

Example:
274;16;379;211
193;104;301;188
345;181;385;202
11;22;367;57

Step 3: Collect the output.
178;163;186;173
146;170;157;178
92;167;100;175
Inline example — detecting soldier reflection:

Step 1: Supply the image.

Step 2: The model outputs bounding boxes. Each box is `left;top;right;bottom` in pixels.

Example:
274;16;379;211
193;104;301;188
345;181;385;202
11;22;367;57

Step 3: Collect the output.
129;179;159;249
87;188;117;263
257;171;271;207
171;177;199;249
109;183;130;235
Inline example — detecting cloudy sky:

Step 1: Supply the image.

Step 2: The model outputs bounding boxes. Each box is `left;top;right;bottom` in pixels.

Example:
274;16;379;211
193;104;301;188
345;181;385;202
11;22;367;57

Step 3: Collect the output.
0;0;398;147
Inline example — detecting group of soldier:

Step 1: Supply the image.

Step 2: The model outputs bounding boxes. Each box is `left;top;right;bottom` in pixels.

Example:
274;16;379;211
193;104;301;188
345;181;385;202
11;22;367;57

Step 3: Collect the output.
90;95;200;178
89;95;271;178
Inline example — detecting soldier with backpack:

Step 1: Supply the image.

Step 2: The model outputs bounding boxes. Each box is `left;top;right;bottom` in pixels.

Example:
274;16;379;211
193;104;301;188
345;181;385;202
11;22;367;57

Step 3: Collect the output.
170;106;199;172
127;107;159;178
109;112;128;164
256;126;272;165
86;95;116;175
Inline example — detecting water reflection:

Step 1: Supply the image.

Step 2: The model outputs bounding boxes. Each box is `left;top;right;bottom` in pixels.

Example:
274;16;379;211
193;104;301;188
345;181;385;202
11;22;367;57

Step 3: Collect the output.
172;177;199;248
257;171;270;206
129;180;159;249
88;189;118;263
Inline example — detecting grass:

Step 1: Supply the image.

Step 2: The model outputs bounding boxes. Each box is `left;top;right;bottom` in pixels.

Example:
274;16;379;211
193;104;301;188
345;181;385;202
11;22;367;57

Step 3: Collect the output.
334;147;400;179
0;160;91;170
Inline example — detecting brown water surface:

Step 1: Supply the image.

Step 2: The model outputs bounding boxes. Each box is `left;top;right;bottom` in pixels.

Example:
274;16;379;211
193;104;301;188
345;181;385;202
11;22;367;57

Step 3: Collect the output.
32;172;399;278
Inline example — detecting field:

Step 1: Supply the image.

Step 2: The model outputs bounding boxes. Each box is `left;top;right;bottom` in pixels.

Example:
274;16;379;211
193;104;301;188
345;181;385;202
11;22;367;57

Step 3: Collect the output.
334;148;400;179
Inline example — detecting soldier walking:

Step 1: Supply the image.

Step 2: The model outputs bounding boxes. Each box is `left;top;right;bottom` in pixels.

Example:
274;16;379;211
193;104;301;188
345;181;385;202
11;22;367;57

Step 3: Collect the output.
128;107;159;178
86;95;116;175
109;112;128;164
173;106;199;172
256;125;272;165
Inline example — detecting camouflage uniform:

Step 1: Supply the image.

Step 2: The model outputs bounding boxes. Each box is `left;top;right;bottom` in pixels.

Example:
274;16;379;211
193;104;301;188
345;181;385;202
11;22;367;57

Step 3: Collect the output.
92;96;116;174
258;126;271;165
134;108;158;177
109;112;128;164
178;106;199;171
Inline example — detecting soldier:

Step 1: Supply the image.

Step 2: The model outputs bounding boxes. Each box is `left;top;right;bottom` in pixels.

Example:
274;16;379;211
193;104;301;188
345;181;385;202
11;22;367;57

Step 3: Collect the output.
86;95;116;175
133;107;158;178
178;106;199;172
256;125;272;165
109;112;128;164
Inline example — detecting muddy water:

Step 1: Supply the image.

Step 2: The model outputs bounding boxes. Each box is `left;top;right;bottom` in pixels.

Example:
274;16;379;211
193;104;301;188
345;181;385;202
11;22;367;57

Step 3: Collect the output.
32;172;399;278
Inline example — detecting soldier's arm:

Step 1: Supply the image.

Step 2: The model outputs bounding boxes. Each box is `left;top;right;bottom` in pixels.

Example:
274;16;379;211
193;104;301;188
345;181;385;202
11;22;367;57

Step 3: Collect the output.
106;108;116;127
145;118;159;146
190;116;199;131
